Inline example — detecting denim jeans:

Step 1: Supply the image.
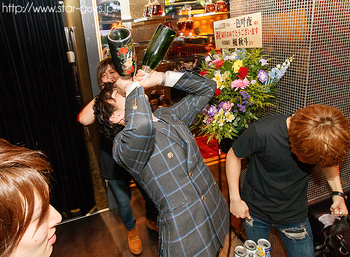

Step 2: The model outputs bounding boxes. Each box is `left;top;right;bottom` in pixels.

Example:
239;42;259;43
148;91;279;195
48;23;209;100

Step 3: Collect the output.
107;179;136;231
244;215;314;257
134;180;158;222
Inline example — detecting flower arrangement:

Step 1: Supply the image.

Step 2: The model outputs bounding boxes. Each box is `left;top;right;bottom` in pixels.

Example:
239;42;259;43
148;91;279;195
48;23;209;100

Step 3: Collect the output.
194;48;293;143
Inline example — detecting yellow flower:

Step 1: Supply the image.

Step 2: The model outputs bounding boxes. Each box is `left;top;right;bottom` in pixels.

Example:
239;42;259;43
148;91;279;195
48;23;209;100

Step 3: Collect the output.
213;73;225;89
233;60;243;73
213;112;220;121
225;112;235;122
214;73;222;81
218;116;225;126
217;81;224;89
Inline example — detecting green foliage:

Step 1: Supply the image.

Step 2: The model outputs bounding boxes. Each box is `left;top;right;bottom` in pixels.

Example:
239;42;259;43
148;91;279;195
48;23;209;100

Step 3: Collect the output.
194;48;293;143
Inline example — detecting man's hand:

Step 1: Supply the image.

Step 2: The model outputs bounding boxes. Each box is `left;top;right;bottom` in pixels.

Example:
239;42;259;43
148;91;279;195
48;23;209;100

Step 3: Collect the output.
135;70;165;90
115;77;133;97
323;166;349;217
230;199;251;219
330;195;348;217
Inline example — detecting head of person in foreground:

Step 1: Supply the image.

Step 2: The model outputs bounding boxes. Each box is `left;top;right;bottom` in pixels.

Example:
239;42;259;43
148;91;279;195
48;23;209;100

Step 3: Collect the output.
0;138;62;257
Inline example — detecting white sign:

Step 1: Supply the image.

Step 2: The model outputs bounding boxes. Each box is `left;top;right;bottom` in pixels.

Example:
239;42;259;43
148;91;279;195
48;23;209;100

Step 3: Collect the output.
213;12;262;49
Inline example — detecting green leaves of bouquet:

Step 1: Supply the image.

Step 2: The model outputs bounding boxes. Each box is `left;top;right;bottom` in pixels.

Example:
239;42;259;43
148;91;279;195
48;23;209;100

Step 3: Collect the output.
195;48;293;143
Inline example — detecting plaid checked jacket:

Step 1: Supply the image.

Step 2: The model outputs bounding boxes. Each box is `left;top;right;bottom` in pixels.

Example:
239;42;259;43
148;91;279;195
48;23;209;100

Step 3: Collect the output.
113;70;229;257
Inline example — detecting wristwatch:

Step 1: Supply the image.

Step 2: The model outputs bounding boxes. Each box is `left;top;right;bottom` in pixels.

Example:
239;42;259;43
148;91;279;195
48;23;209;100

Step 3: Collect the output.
332;191;348;200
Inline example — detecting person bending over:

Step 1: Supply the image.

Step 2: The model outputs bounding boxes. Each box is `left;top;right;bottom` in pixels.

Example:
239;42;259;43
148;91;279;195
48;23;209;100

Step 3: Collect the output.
77;58;158;255
94;69;229;257
0;138;62;257
226;105;350;257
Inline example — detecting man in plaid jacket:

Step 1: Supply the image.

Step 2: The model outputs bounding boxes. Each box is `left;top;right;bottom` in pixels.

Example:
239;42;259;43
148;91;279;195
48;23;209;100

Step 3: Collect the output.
94;69;229;256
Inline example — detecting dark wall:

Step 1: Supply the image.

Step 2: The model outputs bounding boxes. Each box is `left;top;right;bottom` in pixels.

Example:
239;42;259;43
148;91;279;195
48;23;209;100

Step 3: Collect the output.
0;0;95;218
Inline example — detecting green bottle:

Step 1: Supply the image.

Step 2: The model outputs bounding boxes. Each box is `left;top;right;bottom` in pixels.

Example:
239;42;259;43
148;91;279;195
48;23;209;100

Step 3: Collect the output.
142;24;176;75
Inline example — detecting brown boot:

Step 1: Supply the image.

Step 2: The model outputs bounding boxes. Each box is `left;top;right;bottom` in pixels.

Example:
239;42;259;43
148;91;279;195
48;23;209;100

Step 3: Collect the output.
127;225;142;255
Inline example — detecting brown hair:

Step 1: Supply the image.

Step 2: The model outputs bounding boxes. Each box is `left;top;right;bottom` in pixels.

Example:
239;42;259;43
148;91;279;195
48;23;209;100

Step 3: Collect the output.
93;83;124;140
96;58;115;88
289;105;350;167
0;139;51;257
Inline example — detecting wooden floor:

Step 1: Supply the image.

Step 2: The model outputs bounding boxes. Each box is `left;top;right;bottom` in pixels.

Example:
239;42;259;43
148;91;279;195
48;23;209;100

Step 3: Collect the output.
52;188;159;257
51;147;244;257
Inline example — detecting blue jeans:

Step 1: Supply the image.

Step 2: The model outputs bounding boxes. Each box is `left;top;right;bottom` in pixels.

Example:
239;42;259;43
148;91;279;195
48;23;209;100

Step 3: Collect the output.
244;215;314;257
107;179;136;231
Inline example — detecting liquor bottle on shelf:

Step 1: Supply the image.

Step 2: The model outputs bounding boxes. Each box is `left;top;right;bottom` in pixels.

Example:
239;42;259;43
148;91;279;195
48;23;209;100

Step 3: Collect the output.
176;12;185;37
185;6;194;37
152;0;163;16
143;0;152;17
149;89;160;111
142;24;176;77
215;0;227;12
176;9;185;37
166;20;173;29
159;90;170;107
205;0;215;13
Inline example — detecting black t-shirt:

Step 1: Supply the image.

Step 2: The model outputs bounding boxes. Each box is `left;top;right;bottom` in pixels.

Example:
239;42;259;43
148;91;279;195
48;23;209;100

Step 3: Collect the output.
232;115;314;224
99;134;132;180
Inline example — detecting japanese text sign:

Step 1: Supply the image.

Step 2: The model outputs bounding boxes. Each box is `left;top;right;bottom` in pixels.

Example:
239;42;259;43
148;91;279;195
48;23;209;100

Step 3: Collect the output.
213;12;262;49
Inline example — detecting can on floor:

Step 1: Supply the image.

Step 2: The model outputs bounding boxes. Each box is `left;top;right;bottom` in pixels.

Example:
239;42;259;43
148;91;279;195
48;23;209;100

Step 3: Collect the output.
257;239;271;257
244;240;258;257
235;245;248;257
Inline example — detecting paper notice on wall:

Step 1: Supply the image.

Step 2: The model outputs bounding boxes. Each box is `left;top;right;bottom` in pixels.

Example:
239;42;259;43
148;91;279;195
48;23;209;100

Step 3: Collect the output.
213;12;262;49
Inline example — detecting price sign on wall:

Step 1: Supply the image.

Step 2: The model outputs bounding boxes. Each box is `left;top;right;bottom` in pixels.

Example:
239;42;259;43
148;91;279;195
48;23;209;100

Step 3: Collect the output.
213;12;262;49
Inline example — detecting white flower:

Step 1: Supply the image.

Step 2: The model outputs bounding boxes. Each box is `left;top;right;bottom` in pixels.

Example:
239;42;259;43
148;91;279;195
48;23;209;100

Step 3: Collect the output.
205;56;211;63
213;112;220;122
225;112;235;122
224;55;235;61
223;71;230;81
259;58;268;66
213;70;225;89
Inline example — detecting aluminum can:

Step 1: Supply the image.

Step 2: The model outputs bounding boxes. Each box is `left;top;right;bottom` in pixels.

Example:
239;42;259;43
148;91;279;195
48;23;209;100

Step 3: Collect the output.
244;240;258;257
235;245;248;257
257;239;271;257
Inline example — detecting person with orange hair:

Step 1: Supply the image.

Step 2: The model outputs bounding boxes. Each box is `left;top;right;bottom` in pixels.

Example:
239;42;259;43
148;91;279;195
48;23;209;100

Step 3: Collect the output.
0;138;62;257
226;104;350;257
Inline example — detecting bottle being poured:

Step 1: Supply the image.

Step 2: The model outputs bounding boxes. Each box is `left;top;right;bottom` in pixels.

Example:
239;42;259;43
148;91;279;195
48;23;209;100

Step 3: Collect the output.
141;24;176;80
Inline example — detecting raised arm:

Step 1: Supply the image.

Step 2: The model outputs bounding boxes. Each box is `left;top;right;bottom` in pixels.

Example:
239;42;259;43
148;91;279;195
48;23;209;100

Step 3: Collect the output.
323;166;348;216
136;69;215;127
77;98;95;125
170;70;216;127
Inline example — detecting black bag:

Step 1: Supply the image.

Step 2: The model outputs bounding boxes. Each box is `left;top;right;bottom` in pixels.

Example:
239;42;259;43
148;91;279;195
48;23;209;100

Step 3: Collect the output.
323;216;350;256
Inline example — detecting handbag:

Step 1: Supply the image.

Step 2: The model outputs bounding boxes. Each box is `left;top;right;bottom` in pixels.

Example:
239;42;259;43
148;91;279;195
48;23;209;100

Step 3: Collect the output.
323;215;350;256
